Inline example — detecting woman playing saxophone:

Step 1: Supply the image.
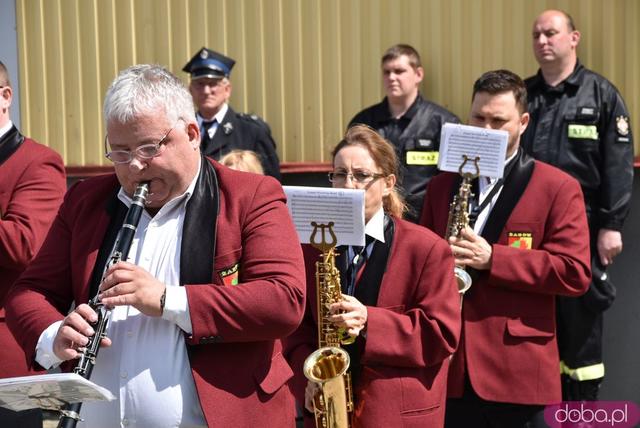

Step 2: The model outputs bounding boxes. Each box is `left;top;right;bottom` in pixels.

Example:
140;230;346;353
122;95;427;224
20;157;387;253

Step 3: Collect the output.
284;125;461;427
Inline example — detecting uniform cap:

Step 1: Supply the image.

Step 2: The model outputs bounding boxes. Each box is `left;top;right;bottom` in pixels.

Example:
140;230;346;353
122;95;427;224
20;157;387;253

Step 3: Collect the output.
182;47;235;80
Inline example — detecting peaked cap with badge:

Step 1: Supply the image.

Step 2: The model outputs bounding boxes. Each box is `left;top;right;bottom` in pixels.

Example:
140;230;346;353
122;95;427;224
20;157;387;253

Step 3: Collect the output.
183;47;236;80
183;47;281;180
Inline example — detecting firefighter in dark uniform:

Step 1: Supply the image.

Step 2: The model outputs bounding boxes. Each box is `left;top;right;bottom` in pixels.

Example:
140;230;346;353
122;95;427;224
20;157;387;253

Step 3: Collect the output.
522;10;634;401
183;47;281;180
349;44;459;222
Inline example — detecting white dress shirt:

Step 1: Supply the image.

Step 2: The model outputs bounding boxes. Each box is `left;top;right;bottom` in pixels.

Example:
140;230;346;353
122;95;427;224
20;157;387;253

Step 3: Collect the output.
0;120;14;138
35;161;207;428
472;150;518;234
347;207;386;262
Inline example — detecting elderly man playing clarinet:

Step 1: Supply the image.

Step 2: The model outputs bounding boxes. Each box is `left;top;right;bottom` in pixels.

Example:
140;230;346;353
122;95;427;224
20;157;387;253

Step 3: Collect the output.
6;64;305;428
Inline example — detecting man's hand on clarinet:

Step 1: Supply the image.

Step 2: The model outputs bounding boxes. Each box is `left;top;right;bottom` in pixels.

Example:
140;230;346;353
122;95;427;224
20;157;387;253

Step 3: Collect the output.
53;304;112;361
98;261;166;317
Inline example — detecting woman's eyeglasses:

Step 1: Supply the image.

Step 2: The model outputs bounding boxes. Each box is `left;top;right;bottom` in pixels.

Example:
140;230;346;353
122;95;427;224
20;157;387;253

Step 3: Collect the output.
328;171;385;184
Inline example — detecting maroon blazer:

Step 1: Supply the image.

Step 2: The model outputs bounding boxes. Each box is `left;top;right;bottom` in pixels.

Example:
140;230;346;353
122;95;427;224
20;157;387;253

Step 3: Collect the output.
6;159;305;427
420;160;591;405
0;137;66;378
284;217;460;428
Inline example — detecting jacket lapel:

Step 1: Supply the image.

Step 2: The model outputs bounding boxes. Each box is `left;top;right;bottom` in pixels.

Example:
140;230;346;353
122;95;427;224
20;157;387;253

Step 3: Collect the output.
87;187;128;301
180;156;220;285
480;149;535;245
400;96;433;141
210;108;235;155
354;216;395;306
0;125;25;166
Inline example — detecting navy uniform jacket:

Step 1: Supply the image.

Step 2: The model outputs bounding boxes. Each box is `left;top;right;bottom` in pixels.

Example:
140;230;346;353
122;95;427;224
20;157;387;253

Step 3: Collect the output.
349;95;460;222
201;106;281;180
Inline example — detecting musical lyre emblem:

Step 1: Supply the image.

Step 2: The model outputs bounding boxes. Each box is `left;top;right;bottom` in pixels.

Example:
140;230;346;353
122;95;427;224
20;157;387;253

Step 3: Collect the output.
310;222;337;252
459;154;481;180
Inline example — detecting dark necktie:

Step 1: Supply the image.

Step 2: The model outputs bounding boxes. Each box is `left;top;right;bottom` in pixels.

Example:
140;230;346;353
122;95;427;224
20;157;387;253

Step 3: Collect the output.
201;120;216;154
345;236;374;295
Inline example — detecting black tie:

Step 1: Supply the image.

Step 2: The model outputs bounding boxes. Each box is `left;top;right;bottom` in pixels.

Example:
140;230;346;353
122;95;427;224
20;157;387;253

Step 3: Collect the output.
201;120;216;154
345;236;374;295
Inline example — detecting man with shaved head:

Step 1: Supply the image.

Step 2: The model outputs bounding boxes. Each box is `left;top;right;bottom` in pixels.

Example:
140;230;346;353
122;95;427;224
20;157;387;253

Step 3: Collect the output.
522;9;634;401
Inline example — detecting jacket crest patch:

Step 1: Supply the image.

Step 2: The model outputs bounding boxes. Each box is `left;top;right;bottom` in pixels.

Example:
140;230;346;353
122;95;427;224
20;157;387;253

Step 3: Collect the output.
508;232;532;249
218;263;239;286
616;116;630;136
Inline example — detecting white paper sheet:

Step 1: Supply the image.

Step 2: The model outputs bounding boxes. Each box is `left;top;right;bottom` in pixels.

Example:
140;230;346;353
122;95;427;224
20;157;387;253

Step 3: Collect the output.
438;123;509;178
0;373;115;411
283;186;365;246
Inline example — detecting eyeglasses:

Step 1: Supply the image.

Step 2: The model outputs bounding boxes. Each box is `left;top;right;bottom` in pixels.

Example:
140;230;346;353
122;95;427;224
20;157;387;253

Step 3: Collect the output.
328;170;386;184
105;120;180;164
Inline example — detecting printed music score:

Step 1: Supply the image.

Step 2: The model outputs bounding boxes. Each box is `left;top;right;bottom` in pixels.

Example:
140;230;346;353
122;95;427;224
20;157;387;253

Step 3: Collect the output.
283;186;365;246
438;123;508;178
0;373;114;411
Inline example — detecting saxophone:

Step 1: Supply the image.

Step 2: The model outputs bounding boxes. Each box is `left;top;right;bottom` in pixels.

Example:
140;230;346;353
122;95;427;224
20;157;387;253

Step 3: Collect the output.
446;155;480;304
303;222;354;428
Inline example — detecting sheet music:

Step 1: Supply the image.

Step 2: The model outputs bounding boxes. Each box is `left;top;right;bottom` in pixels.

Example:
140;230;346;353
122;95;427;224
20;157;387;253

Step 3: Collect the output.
283;186;365;246
438;123;509;178
0;373;115;411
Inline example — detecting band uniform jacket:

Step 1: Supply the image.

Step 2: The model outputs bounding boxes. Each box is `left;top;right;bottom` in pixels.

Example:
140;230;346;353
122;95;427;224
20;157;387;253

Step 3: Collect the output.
5;158;305;427
284;216;460;427
420;159;591;405
349;95;460;222
200;106;281;180
0;134;66;378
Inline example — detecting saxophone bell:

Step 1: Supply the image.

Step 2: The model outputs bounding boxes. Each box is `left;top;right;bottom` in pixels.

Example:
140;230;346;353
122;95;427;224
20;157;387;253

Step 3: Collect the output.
303;347;351;384
455;267;472;296
303;347;353;428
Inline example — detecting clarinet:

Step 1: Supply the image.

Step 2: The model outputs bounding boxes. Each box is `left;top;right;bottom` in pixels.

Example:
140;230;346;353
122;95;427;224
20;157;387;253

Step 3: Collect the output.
58;182;150;428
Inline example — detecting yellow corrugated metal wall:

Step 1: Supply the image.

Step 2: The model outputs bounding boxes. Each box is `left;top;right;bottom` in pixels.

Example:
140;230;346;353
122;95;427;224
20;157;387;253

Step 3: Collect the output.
16;0;639;166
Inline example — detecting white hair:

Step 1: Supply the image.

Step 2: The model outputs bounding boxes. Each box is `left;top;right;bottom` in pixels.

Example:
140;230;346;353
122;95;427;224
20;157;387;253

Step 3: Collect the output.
103;64;196;125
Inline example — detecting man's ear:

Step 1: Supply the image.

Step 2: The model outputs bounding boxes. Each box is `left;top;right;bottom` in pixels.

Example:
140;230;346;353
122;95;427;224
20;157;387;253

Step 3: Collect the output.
570;30;581;49
415;66;424;84
225;80;232;101
519;112;530;136
0;85;13;111
187;121;200;149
